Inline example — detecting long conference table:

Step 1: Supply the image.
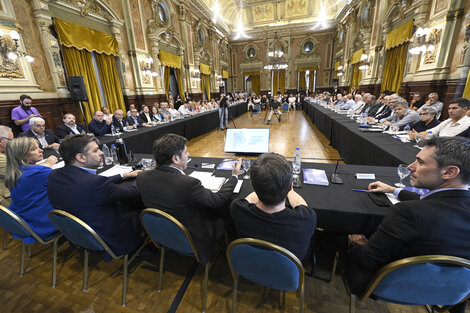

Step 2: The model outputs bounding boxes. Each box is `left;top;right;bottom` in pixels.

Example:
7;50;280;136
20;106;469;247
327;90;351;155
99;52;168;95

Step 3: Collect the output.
98;102;247;154
303;100;419;167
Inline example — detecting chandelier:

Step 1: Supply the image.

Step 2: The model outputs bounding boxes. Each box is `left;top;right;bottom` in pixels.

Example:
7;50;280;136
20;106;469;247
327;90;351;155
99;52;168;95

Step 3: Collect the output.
0;29;34;63
264;32;288;70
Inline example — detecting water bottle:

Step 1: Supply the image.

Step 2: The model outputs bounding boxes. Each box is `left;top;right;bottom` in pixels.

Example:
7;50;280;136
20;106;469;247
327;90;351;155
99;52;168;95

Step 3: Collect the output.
125;121;129;131
292;147;301;175
110;144;119;165
426;130;433;140
403;124;411;133
111;124;116;135
102;144;113;165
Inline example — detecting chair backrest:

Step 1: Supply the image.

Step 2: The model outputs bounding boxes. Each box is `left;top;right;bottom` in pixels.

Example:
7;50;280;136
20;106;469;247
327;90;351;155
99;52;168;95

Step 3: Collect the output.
282;103;289;111
362;255;470;306
0;205;45;243
48;209;119;258
227;238;304;297
140;208;200;262
253;104;261;112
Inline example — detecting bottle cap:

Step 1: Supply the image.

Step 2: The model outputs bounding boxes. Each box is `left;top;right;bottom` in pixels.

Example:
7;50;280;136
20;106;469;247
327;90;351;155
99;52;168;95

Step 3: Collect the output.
296;147;300;150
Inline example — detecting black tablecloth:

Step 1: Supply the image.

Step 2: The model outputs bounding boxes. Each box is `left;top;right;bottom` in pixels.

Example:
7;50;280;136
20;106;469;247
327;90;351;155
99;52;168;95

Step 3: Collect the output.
98;102;247;154
303;101;418;167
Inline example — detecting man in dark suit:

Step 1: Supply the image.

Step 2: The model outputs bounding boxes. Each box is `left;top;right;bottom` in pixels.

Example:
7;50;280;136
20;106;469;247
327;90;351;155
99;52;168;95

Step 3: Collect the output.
112;109;133;132
125;108;148;128
48;134;143;256
347;137;470;313
88;110;112;136
19;117;60;150
136;134;241;264
55;113;88;139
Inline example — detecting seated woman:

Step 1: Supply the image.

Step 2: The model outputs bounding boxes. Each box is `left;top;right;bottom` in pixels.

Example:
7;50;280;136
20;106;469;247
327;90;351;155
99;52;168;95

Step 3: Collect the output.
5;137;58;241
151;105;163;122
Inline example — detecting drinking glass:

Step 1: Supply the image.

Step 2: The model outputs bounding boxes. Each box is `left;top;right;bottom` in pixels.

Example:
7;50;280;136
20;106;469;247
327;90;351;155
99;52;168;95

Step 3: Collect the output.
142;159;152;170
391;124;400;136
242;159;251;179
395;163;411;187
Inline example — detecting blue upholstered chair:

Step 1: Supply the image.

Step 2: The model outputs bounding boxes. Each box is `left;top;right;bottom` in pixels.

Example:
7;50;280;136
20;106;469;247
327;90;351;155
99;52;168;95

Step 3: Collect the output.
48;209;146;307
226;238;305;313
251;104;261;120
0;205;61;283
140;208;212;313
281;103;290;120
347;255;470;313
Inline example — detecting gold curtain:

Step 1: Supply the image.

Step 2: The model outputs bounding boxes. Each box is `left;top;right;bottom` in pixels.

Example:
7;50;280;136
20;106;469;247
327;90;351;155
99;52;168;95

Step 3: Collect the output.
159;50;181;69
61;46;102;123
54;18;118;56
279;69;285;95
200;74;211;100
164;67;171;99
272;71;279;94
463;69;470;99
252;75;260;95
381;43;409;93
350;64;362;92
351;48;365;65
298;71;306;90
174;68;185;102
386;20;414;50
200;63;211;75
222;70;229;79
308;71;314;92
95;53;126;115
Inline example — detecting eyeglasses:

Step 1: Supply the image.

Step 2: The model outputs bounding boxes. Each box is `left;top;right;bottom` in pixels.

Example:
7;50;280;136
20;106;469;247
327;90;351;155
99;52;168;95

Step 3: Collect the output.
419;113;429;116
0;137;12;141
33;124;45;128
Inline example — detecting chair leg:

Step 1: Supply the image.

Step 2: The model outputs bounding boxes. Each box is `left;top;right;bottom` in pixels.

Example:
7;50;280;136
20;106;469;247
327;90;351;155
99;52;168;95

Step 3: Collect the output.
299;284;304;313
349;294;356;313
232;277;238;313
202;263;209;313
122;255;128;307
158;246;164;292
2;230;6;250
330;251;339;282
52;238;58;288
82;249;89;292
19;241;25;277
27;243;32;258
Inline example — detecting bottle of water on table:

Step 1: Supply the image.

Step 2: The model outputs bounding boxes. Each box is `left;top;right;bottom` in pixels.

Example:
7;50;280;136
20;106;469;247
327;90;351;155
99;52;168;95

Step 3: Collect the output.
110;144;119;165
292;147;301;175
102;144;113;165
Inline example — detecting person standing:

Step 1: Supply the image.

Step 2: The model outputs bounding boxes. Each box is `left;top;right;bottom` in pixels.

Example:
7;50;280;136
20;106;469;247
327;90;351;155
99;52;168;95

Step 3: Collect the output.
11;95;42;132
218;93;229;131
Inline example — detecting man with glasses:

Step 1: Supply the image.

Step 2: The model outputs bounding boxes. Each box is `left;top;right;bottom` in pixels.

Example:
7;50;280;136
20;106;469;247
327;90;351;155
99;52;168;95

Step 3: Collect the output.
18;117;59;150
408;107;440;140
0;126;13;206
417;92;444;118
56;113;88;139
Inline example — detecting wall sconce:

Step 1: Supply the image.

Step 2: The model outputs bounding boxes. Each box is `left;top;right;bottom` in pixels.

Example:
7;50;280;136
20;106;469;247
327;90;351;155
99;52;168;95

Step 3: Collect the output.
216;74;223;85
409;27;434;55
358;54;370;70
0;29;34;63
191;68;201;82
141;57;157;76
336;65;344;76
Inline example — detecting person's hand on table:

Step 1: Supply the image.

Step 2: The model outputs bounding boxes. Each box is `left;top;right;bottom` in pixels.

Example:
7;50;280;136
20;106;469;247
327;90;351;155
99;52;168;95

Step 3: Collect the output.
384;121;392;126
368;181;396;193
43;155;58;167
408;130;416;139
232;158;242;176
348;234;368;246
123;170;142;179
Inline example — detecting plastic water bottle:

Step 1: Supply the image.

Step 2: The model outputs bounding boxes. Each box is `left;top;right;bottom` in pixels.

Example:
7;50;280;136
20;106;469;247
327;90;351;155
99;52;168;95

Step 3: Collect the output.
426;130;433;140
102;144;113;165
125;121;129;131
110;144;119;165
403;124;411;133
292;147;301;175
111;124;116;135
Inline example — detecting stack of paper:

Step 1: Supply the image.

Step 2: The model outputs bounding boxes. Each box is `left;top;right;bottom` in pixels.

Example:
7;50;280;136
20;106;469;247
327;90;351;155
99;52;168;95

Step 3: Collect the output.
303;168;329;186
99;165;133;177
189;171;226;192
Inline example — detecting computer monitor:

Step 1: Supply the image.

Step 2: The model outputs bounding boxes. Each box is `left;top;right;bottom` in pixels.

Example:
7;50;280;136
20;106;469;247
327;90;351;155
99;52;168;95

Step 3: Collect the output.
224;128;270;154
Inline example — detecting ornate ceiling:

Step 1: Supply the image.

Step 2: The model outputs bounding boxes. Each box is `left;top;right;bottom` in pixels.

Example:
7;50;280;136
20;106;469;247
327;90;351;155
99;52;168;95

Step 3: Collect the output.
193;0;349;39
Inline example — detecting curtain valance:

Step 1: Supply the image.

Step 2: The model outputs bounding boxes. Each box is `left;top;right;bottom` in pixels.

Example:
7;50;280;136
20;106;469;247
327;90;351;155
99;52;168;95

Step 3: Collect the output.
386;20;414;51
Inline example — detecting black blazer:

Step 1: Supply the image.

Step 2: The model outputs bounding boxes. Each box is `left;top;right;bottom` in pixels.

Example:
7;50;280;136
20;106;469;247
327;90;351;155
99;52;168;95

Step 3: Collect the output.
457;126;470;138
139;113;152;123
48;165;143;256
347;189;470;295
19;129;59;149
112;116;125;132
136;165;237;264
125;115;144;127
55;123;88;139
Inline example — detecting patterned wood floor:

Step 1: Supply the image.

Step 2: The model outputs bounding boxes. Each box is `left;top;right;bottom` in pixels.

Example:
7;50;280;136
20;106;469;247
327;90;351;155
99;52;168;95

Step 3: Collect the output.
0;111;464;313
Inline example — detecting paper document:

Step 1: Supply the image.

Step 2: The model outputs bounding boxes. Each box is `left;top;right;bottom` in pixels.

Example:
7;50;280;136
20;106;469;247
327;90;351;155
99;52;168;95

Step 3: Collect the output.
201;163;215;169
303;168;329;186
216;159;237;170
233;180;243;193
189;171;226;192
52;161;65;169
385;193;400;205
99;165;133;177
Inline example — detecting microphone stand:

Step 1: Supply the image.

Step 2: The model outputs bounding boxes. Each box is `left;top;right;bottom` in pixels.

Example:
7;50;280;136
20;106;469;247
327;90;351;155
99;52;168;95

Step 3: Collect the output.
330;158;343;184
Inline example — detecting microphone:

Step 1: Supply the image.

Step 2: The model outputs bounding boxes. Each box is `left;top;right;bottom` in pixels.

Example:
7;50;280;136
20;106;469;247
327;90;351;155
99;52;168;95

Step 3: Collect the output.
330;158;343;184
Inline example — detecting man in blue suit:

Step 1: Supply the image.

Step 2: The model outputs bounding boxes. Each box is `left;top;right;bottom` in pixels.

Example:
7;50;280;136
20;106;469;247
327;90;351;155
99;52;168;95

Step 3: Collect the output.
48;134;143;255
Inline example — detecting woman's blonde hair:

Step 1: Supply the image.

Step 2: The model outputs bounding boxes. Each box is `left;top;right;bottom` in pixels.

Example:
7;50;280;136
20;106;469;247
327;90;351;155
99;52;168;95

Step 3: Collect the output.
5;137;38;189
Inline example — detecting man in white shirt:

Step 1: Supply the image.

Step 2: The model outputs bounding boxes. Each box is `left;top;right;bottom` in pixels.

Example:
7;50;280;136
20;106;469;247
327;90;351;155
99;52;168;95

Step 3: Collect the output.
417;92;444;118
178;102;191;115
340;94;355;110
421;98;470;138
351;94;365;112
288;94;296;110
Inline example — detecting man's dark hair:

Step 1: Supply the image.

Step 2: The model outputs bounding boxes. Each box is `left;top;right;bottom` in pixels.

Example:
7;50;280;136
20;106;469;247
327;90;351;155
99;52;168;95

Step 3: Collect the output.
59;134;99;165
449;98;470;109
250;153;293;206
20;94;32;103
425;137;470;184
153;134;187;166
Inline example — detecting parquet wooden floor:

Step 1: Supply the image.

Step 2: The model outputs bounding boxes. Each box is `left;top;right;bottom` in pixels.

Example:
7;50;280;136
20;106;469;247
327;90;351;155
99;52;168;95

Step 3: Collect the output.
0;111;465;313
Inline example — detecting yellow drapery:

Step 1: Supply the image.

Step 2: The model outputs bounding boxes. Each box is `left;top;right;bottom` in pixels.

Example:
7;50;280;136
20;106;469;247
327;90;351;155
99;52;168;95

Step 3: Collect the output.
386;20;414;50
174;68;185;102
159;50;181;69
463;69;470;99
272;69;285;95
200;63;211;75
222;70;229;79
243;71;260;76
296;66;319;71
251;74;260;96
308;70;314;92
61;46;102;123
54;18;118;56
273;71;279;94
351;48;364;65
381;43;409;93
95;53;126;115
298;71;306;90
164;67;171;99
350;64;362;92
200;74;211;100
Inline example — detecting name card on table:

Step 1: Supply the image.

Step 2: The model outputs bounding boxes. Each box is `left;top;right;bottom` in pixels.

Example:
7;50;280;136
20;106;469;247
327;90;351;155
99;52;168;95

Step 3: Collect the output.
356;173;376;180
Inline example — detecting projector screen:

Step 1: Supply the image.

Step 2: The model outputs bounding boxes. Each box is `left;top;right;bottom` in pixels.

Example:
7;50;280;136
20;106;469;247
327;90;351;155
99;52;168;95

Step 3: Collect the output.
224;128;270;153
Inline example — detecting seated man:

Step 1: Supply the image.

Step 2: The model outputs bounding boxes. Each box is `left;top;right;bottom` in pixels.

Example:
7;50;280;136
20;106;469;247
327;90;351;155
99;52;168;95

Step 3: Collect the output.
409;92;425;111
340;94;355;110
125;108;148;128
112;109;133;132
88;110;112;136
56;113;88;139
136;134;241;264
379;101;420;130
288;94;296;110
267;96;282;124
417;92;444;118
408;106;440;140
19;117;60;150
48;134;143;256
347;137;470;313
230;153;316;264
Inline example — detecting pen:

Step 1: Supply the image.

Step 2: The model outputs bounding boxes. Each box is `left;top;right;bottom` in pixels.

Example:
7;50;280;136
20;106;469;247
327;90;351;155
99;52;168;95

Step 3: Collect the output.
352;189;369;192
187;166;196;169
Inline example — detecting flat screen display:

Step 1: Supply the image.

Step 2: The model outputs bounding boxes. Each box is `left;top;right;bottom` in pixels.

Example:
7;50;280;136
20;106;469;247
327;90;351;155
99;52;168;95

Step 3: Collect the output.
224;128;270;153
